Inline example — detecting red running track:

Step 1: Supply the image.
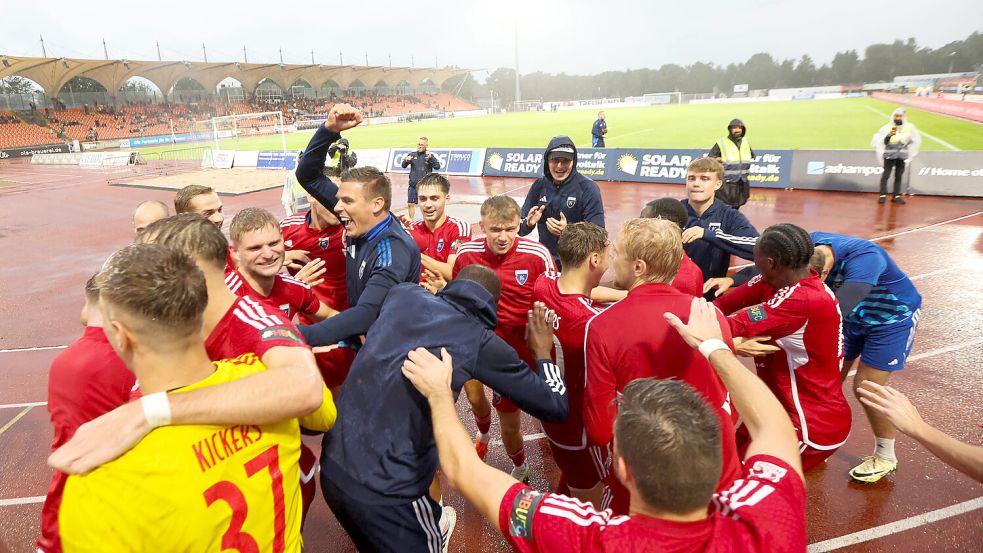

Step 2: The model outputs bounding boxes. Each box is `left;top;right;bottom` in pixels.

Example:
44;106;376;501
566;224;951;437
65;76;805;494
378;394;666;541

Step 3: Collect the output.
0;159;981;552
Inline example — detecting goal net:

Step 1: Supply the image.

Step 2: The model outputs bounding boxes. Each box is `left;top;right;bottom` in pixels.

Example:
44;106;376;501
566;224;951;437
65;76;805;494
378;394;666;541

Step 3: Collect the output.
625;92;683;105
192;111;289;152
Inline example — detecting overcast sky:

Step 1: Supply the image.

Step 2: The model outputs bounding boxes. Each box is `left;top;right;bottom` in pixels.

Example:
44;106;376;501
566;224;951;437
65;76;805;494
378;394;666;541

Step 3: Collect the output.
2;0;978;79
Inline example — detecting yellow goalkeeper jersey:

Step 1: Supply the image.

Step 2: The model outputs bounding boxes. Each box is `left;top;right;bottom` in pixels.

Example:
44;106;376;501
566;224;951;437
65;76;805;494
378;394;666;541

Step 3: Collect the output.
59;353;335;553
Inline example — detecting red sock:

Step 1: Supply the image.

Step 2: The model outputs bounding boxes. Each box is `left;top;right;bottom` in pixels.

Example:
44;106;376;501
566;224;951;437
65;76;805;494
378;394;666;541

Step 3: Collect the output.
508;448;526;468
474;413;491;435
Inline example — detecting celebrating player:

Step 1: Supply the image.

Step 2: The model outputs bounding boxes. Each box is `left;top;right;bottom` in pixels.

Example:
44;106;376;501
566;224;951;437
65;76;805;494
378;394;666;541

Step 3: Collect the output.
401;297;806;553
584;218;741;514
225;207;336;322
532;222;610;507
640;197;705;296
405;173;472;281
454;195;556;482
38;276;137;553
58;244;336;552
319;266;567;553
812;231;922;483
680;158;758;285
714;224;852;469
280;195;353;392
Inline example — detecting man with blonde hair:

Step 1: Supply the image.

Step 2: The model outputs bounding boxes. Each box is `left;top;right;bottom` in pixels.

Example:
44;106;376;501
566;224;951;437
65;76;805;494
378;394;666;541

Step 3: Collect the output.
584;218;742;514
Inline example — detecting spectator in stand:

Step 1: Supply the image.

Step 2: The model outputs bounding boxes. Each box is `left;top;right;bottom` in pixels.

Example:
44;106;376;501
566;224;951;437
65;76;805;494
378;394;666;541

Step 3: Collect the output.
591;111;607;147
401;137;441;220
519;136;605;267
709;119;754;210
401;297;807;553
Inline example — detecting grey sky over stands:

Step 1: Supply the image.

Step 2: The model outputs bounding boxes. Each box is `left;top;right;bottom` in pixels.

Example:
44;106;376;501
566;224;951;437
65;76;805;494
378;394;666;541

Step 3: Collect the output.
1;0;978;80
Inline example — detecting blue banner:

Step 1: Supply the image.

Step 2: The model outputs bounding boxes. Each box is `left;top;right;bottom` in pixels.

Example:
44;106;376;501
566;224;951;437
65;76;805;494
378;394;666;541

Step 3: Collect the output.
482;147;793;187
388;148;485;176
128;131;214;148
257;150;299;170
482;148;614;180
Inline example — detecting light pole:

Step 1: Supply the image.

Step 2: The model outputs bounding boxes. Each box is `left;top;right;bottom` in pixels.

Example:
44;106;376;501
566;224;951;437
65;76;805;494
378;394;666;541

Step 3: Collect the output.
948;51;957;74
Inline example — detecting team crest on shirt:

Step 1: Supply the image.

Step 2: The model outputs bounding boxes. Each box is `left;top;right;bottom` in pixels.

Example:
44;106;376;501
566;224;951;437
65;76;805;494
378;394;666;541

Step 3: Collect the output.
436;238;445;253
515;270;529;285
509;489;545;539
566;196;576;208
318;237;329;249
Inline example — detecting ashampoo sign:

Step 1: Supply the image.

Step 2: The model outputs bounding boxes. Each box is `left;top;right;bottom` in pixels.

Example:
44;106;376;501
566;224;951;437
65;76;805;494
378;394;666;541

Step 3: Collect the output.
1;144;71;159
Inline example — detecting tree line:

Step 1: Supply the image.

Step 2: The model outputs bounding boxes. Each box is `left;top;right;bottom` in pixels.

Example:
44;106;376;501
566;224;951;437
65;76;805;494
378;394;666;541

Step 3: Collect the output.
472;31;982;104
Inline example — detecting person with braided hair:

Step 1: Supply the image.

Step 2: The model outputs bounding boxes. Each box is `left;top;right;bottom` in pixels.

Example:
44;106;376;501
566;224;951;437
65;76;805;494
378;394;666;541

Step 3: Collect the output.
714;224;852;470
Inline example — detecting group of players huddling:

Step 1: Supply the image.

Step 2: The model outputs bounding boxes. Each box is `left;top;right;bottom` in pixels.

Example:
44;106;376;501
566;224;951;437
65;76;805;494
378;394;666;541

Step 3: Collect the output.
38;102;951;553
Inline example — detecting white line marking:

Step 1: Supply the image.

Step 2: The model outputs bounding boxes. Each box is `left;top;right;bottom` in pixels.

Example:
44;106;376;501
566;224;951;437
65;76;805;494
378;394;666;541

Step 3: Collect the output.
0;402;46;409
488;432;547;448
863;105;961;151
909;264;972;282
728;210;983;271
0;345;67;354
807;496;983;552
846;337;983;376
0;496;46;507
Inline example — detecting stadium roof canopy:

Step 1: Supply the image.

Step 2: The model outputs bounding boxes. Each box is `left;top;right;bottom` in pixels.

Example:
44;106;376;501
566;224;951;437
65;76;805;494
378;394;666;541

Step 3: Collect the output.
0;55;472;97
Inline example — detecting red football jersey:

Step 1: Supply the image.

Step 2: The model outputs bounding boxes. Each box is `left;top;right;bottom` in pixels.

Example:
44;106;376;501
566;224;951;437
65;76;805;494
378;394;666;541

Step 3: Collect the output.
584;283;741;499
40;327;137;553
498;454;806;553
280;213;349;314
672;253;705;297
225;252;236;275
204;296;309;360
225;269;321;321
533;273;605;448
453;237;556;328
715;272;851;452
410;215;472;264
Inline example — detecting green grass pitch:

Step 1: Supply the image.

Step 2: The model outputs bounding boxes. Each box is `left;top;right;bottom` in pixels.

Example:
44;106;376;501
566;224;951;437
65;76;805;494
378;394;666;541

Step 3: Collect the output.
142;98;983;155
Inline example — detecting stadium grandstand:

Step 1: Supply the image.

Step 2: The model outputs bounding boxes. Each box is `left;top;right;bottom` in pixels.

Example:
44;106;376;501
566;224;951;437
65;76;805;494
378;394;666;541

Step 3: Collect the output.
0;55;478;150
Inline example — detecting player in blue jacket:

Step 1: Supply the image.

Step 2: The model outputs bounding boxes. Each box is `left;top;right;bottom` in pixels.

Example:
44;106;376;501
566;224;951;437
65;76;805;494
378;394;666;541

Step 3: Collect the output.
680;157;758;289
295;104;422;348
812;231;922;484
519;135;605;267
320;266;567;553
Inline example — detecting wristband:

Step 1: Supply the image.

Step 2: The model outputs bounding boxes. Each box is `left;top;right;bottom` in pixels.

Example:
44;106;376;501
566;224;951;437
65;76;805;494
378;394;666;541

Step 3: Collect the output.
140;391;172;429
698;339;729;360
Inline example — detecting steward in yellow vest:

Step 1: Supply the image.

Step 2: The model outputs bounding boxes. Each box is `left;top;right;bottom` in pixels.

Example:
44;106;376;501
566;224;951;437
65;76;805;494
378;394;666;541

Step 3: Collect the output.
709;118;753;209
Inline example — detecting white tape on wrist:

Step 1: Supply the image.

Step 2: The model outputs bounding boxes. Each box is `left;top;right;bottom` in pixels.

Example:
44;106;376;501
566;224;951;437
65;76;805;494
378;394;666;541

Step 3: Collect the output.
698;338;730;360
140;391;172;429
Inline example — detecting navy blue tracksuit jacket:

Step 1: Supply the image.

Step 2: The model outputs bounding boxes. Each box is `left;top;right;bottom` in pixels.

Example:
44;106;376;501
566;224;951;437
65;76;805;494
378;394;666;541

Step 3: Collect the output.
519;136;605;266
321;280;569;504
682;198;758;280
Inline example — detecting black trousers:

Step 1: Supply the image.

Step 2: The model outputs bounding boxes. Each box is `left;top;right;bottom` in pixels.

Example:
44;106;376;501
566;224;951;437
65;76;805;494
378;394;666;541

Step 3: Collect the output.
880;158;905;196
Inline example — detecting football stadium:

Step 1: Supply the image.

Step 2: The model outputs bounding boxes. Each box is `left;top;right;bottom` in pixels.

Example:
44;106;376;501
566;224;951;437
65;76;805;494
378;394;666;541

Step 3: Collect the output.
1;4;982;553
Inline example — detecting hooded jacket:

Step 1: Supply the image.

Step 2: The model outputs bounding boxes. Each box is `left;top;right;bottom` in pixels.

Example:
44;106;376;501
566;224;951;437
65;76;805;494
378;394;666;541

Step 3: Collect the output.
327;137;358;170
872;108;921;162
709;118;754;208
320;280;568;504
519;136;605;265
682;198;758;282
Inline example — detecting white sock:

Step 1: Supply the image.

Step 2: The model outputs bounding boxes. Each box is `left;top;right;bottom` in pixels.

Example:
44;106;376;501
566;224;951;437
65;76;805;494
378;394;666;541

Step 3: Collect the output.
874;438;897;462
439;507;448;534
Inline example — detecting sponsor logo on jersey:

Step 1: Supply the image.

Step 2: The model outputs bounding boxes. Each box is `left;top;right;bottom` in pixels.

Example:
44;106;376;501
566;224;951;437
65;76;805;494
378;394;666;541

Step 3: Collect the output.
748;305;768;322
566;196;577;208
284;239;293;247
539;196;547;203
318;237;329;249
509;489;545;539
260;325;302;343
436;238;445;252
515;269;529;285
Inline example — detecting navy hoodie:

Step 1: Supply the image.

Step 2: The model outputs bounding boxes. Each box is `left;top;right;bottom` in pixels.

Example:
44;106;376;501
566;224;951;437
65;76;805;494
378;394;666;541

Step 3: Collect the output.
682;198;758;280
320;280;568;504
519;136;605;265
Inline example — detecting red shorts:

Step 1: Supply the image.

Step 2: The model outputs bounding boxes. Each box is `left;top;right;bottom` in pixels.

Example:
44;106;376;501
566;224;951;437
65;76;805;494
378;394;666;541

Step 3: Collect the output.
735;421;842;472
314;346;355;389
492;327;535;414
548;440;609;490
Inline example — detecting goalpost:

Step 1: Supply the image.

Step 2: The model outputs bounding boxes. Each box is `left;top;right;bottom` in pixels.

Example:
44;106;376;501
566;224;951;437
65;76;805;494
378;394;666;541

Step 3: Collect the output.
202;111;289;153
